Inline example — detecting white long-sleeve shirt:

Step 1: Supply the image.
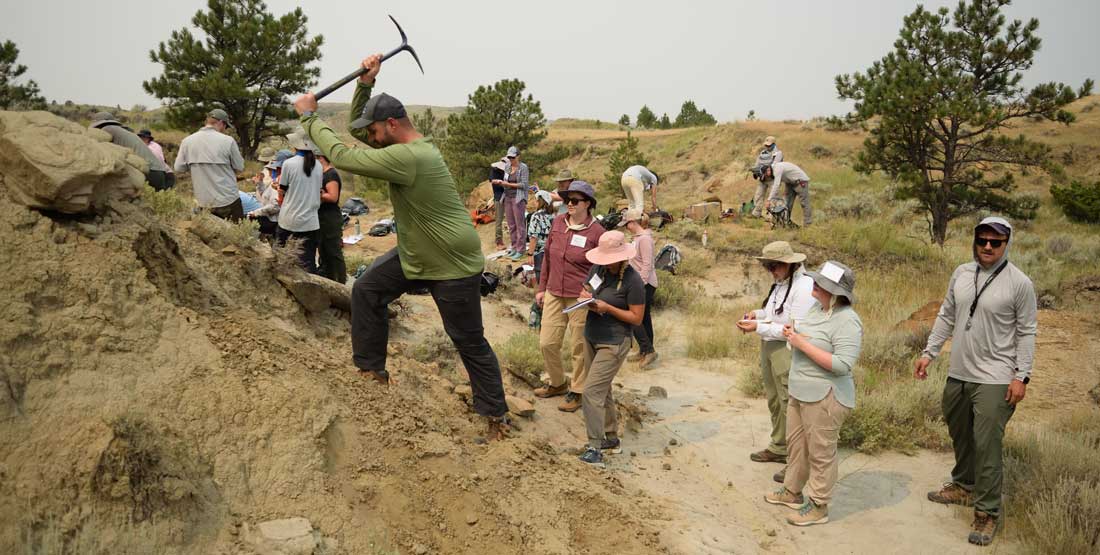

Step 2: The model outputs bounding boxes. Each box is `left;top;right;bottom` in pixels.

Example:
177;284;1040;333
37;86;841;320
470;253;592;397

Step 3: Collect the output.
768;161;810;200
752;270;815;342
623;165;658;190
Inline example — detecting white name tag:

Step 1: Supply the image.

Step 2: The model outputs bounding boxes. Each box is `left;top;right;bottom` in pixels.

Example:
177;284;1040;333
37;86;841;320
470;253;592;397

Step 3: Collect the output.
570;234;587;248
588;274;604;291
821;262;844;283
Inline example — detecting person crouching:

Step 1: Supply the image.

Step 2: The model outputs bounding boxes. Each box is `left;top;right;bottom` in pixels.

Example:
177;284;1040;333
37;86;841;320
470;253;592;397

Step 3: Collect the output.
576;231;646;468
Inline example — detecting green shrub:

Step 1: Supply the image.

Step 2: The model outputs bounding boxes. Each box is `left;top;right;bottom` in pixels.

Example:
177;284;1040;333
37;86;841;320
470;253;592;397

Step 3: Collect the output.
653;271;698;308
736;364;764;398
825;194;881;220
840;359;948;453
1051;179;1100;223
408;330;457;371
808;144;833;158
141;185;189;220
1046;233;1074;257
497;331;543;380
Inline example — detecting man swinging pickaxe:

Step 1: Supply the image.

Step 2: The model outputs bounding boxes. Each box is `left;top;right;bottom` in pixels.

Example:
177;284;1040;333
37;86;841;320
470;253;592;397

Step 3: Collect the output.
292;19;514;441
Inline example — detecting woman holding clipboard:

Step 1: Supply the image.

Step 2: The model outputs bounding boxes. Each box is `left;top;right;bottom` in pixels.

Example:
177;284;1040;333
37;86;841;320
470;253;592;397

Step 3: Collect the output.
574;230;646;468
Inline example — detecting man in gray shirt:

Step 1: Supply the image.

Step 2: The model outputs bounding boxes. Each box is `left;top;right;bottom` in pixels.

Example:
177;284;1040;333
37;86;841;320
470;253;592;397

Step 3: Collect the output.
915;216;1037;547
174;109;245;221
764;161;812;226
89;112;171;190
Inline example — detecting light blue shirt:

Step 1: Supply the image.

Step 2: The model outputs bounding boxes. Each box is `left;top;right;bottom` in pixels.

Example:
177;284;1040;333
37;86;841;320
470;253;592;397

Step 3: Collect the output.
239;192;262;214
788;302;863;408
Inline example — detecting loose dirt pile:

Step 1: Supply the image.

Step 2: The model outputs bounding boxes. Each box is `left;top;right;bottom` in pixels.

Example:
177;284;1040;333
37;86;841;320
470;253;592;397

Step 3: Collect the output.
0;111;665;555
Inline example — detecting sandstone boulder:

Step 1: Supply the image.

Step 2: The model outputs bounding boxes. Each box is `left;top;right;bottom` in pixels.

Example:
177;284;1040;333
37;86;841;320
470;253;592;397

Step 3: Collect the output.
0;110;145;214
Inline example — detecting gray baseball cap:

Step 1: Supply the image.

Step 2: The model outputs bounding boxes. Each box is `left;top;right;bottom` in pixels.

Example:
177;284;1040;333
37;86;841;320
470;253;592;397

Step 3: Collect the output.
506;146;519;158
349;93;407;130
208;108;233;128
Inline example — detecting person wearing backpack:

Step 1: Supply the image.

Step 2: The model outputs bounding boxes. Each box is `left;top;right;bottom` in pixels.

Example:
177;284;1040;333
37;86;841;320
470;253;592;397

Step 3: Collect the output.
736;242;815;482
620;209;659;368
750;136;784;218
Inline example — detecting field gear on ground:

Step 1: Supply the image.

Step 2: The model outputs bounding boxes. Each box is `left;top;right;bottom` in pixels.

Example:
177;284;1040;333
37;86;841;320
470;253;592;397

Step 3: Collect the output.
342;197;370;216
479;272;499;297
315;15;422;102
368;219;396;236
654;244;682;274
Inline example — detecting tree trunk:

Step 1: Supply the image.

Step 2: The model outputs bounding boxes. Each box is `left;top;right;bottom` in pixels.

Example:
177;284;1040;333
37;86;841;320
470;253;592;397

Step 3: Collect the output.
238;126;254;159
931;204;949;247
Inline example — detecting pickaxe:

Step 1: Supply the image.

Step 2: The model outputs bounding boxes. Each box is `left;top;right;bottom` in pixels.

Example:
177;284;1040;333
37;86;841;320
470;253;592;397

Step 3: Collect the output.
313;15;423;101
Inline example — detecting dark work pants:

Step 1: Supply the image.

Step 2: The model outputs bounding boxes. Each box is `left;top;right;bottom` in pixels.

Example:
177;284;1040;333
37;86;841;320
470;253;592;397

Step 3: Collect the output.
210;198;244;223
352;248;508;417
276;227;320;274
943;377;1016;517
317;206;347;283
147;170;167;191
632;284;657;354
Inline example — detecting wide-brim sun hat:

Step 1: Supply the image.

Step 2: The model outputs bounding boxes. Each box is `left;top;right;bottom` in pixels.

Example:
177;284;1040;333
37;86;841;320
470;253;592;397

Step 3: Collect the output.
554;169;575;182
617;208;645;227
257;147;277;162
535;189;554;206
565;180;597;207
287;130;319;153
764;135;776;146
753;241;806;264
805;260;857;304
89;111;120;128
586;230;637;266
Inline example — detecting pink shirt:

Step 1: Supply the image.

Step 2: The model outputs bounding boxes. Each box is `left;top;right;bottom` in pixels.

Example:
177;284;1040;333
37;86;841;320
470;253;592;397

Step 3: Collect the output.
629;229;658;287
147;140;167;165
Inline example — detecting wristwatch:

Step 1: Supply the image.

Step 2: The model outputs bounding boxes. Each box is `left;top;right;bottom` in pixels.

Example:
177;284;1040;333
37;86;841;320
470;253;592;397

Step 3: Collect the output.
301;110;315;118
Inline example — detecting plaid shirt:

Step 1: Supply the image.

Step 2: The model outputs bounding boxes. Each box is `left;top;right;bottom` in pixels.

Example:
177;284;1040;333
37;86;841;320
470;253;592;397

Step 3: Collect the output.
504;161;529;200
527;210;553;254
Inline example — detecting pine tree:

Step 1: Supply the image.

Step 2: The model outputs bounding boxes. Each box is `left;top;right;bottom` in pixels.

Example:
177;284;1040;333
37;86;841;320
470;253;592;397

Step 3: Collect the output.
658;113;672;129
412;107;447;142
674;100;717;127
836;0;1092;245
443;79;547;193
636;105;657;129
143;0;324;158
604;132;650;195
0;40;46;110
618;114;631;127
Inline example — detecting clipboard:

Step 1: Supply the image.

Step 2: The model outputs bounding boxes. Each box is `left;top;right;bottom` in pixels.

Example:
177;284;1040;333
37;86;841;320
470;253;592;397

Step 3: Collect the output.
562;298;596;314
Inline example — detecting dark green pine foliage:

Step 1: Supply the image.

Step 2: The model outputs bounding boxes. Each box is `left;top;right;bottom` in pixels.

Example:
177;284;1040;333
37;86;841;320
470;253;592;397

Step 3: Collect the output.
0;40;46;110
835;0;1092;245
674;100;717;127
143;0;324;158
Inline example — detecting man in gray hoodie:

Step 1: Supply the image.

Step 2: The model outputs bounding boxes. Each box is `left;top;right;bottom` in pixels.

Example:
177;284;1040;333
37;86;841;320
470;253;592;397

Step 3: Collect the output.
915;216;1037;547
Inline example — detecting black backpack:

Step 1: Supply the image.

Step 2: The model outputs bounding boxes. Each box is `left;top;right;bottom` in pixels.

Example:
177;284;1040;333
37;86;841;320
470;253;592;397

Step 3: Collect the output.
480;272;500;297
342;197;369;216
655;244;682;274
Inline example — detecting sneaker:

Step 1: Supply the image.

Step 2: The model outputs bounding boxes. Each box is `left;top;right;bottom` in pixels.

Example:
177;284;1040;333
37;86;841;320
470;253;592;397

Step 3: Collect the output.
599;436;622;454
533;382;569;398
786;500;829;527
510;251;525;261
750;449;787;464
968;511;998;546
927;482;973;507
773;467;786;484
640;352;660;369
558;391;582;412
764;487;804;509
358;369;390;385
578;447;605;468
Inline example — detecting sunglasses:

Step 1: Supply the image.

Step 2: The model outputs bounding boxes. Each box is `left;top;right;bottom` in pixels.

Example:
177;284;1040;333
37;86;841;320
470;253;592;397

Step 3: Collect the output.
974;238;1006;248
565;197;588;205
761;261;782;271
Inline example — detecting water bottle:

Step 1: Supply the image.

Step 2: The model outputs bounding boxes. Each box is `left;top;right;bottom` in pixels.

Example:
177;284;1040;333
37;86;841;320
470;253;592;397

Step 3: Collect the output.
702;229;709;247
355;218;361;236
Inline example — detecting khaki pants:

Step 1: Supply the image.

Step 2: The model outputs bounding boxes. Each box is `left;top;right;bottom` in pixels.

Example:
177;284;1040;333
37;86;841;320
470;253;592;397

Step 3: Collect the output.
943;378;1016;517
783;389;851;506
621;175;645;212
782;181;812;226
761;340;792;456
539;292;590;393
751;180;768;217
582;338;631;446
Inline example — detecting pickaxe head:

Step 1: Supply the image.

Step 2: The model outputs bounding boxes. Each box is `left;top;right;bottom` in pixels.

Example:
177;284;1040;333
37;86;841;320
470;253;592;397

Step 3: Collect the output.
386;15;424;74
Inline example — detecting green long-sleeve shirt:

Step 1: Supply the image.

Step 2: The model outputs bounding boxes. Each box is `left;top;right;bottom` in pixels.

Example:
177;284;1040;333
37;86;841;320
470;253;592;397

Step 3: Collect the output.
300;83;484;280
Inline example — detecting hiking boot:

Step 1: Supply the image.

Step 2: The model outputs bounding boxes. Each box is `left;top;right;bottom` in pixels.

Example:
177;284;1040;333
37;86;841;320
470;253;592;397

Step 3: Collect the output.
750;449;787;464
558;392;582;412
627;351;645;362
482;414;511;442
773;467;786;484
640;352;660;369
533;382;569;398
578;447;605;468
358;369;390;385
927;482;973;507
599;436;622;454
968;511;998;546
786;500;829;526
764;487;804;509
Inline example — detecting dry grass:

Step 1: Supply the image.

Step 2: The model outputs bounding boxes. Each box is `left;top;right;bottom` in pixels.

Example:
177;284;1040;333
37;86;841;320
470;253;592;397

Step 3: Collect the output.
497;331;543;381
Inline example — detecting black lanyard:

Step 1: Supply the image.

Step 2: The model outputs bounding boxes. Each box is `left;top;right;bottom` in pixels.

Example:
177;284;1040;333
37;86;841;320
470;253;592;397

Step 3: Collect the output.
966;260;1007;330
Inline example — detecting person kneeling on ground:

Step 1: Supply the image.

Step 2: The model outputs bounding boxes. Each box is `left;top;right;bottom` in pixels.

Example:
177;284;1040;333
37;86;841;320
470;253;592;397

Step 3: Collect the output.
764;260;862;527
738;241;814;483
575;230;646;468
619;209;660;368
294;54;510;440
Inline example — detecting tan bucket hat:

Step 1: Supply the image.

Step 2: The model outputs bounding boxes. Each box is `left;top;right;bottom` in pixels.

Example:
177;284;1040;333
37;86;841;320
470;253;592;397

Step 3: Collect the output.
586;230;637;265
617;208;645;227
257;146;277;162
554;169;575;182
754;241;806;264
764;135;776;147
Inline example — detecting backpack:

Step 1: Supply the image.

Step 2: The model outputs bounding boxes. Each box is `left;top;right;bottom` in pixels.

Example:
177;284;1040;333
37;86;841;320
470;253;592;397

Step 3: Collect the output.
752;147;777;181
342;197;369;216
480;272;500;297
655;244;682;274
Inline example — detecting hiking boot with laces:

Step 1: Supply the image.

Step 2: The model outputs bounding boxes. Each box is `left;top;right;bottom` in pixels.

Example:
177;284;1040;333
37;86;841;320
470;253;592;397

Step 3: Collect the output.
764;487;804;509
558;391;582;412
750;449;787;464
578;447;605;468
533;382;569;398
927;482;973;506
786;500;829;526
640;352;660;369
968;511;998;546
482;414;511;442
773;466;786;484
599;436;622;454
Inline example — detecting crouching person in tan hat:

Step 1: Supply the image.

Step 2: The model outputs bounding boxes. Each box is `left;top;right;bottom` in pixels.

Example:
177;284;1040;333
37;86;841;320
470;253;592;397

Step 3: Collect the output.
765;260;863;526
738;242;814;480
575;230;646;467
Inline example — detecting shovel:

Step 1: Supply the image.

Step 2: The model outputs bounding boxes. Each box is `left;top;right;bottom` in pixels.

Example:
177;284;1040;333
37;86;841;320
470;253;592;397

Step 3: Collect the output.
313;15;423;101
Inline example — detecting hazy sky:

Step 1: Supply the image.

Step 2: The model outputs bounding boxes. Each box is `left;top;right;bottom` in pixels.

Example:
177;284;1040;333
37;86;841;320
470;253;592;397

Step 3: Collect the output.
5;0;1098;121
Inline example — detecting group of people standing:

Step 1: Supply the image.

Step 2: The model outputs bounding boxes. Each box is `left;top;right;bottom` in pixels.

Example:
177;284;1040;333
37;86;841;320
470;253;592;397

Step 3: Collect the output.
738;216;1036;547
